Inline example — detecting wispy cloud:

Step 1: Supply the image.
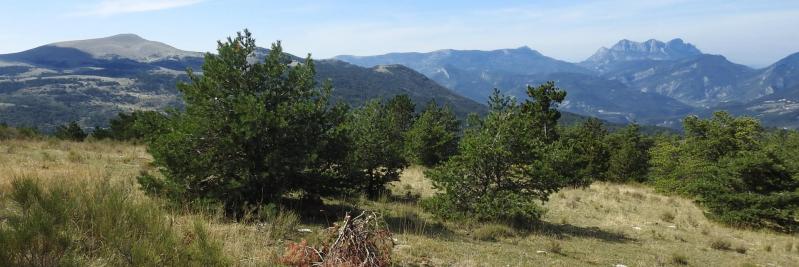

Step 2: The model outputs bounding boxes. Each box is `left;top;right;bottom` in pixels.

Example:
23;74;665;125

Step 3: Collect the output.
73;0;204;16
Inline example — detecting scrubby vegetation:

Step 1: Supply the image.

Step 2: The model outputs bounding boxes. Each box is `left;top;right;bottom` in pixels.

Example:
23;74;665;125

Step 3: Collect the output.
403;101;460;167
139;31;356;210
91;110;167;141
0;123;40;140
341;99;409;197
54;121;87;142
650;111;799;231
423;86;583;223
2;30;799;266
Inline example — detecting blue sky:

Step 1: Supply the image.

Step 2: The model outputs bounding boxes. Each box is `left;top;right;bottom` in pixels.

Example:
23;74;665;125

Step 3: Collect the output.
1;0;797;67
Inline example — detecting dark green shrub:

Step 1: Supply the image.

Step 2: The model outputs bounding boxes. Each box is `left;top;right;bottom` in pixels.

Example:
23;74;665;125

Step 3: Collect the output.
54;121;86;142
341;99;408;197
650;112;799;231
90;125;113;140
425;85;579;223
384;94;415;133
0;124;40;140
143;31;352;209
0;178;227;266
558;118;610;184
93;111;168;141
682;112;761;161
606;124;652;182
404;101;460;166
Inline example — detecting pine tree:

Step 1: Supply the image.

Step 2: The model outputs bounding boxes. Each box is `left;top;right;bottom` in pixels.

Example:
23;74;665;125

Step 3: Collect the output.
342;100;408;197
142;30;344;209
424;84;573;222
384;94;416;133
607;124;652;182
560;118;610;183
54;121;87;142
650;112;799;231
523;81;566;142
404;101;460;166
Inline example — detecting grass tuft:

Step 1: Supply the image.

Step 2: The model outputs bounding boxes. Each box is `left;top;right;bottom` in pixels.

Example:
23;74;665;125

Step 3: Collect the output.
472;224;516;242
710;239;732;251
547;240;564;255
660;211;676;222
671;253;689;265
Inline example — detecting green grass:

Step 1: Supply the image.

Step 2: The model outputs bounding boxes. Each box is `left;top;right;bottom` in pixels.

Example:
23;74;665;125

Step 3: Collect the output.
0;177;227;266
2;139;799;266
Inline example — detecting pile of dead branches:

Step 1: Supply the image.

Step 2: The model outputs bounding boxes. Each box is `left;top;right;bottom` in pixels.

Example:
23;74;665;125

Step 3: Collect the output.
279;211;394;267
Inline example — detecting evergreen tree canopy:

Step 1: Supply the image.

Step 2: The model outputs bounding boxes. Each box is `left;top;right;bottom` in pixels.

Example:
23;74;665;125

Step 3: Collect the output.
560;118;611;183
606;124;652;182
341;100;408;197
54;121;87;142
650;111;799;231
404;101;460;166
141;30;346;209
424;84;578;223
384;94;416;133
92;111;168;141
523;81;567;142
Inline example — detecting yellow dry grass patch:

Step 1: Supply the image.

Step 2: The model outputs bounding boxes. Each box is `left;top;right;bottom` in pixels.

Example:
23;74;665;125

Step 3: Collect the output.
388;164;437;198
0;139;150;191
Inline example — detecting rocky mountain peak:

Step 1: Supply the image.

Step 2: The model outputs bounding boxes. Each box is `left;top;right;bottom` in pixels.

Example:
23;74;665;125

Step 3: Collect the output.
584;38;702;66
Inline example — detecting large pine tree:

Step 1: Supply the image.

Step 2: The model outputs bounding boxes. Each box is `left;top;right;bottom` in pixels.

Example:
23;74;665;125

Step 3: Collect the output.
143;30;345;208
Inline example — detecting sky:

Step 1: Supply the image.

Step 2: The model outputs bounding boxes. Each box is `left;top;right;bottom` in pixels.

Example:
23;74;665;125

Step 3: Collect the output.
0;0;798;67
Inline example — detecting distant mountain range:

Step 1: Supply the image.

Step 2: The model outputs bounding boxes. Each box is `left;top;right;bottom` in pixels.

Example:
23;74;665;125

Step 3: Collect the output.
0;34;484;130
336;39;799;128
1;34;797;129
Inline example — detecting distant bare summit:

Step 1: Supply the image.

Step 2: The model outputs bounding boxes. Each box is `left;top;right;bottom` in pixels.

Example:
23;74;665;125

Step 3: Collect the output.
51;34;202;62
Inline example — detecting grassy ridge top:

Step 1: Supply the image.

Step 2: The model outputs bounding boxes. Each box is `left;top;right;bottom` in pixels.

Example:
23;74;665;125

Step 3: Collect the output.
1;139;797;266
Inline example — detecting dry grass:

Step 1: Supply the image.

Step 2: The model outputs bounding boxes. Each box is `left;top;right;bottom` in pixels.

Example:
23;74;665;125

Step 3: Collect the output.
383;172;799;266
388;165;436;198
2;139;799;266
0;139;280;266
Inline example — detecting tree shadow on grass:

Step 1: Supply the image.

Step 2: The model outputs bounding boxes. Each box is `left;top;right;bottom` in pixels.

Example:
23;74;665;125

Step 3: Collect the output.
522;221;635;243
278;197;364;227
277;195;456;240
383;211;456;240
384;192;422;204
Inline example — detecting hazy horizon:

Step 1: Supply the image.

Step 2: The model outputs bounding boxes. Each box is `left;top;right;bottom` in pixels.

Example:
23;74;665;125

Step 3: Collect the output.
1;0;798;67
